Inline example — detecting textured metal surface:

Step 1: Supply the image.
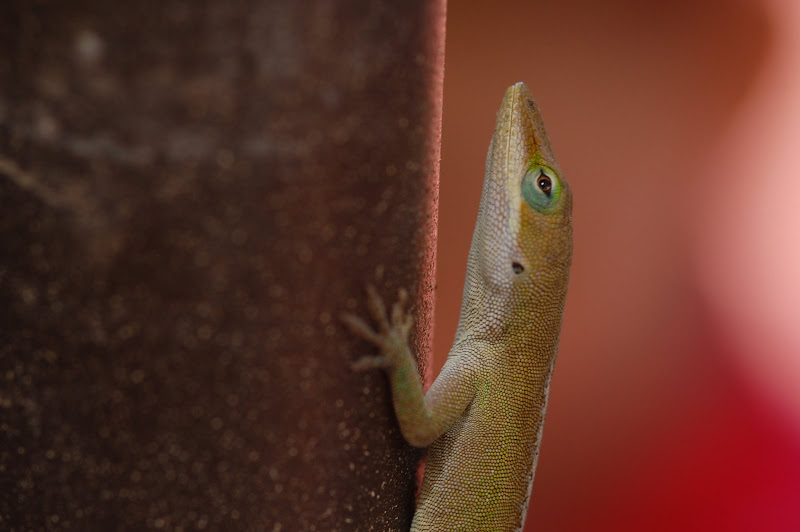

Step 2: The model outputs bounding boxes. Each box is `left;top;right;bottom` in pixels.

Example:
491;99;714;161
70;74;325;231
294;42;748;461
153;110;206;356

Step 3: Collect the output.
0;1;445;530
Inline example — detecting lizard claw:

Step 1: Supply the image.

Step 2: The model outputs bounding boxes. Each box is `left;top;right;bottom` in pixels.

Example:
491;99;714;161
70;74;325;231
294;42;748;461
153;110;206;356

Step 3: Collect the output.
351;355;389;371
391;289;409;331
365;284;391;334
340;313;386;348
343;285;415;371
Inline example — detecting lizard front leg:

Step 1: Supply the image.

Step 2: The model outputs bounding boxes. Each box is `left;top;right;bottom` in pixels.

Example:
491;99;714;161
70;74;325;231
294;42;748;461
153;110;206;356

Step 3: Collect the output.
343;286;477;447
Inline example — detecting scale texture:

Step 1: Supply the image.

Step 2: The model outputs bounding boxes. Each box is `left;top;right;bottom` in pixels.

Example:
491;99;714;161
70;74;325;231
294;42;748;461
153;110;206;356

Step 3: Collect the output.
347;82;573;530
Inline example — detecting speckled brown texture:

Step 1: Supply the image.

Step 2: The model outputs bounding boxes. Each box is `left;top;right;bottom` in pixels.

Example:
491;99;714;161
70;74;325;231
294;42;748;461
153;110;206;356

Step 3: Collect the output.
0;1;445;530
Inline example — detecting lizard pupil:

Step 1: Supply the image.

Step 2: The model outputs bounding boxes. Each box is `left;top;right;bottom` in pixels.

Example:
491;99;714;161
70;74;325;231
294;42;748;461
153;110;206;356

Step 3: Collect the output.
538;176;552;196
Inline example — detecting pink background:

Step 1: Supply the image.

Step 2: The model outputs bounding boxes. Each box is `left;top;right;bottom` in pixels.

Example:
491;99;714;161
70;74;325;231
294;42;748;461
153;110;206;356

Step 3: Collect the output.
435;1;800;530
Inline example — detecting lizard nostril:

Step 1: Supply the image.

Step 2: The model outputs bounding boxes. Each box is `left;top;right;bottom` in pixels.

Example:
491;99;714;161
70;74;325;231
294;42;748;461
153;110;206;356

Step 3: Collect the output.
512;262;524;274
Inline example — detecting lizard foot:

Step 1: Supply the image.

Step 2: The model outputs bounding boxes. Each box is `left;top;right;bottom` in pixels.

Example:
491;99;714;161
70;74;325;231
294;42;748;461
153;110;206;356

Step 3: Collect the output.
342;285;414;371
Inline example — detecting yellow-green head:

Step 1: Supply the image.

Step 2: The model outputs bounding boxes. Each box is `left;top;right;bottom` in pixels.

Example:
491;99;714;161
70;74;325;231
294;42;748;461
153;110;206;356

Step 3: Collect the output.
456;82;572;343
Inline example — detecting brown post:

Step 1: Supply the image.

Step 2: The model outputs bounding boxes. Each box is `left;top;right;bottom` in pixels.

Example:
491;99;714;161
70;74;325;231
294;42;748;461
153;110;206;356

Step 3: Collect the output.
0;1;446;529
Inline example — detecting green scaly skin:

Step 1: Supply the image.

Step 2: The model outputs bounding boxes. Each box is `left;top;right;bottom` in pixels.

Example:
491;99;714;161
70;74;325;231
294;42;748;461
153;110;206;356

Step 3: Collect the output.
344;82;573;531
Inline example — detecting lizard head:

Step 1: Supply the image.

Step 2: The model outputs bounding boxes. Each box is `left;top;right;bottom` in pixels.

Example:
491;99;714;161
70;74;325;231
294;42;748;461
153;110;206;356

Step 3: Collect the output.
504;82;573;297
457;82;572;341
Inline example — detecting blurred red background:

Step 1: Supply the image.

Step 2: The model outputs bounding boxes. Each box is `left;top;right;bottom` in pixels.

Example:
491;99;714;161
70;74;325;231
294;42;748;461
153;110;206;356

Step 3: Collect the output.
434;0;800;530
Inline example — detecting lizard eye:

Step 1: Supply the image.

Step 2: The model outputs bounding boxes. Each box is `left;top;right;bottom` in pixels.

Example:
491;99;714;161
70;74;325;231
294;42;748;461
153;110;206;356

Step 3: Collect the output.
512;262;524;274
537;176;552;196
522;166;561;212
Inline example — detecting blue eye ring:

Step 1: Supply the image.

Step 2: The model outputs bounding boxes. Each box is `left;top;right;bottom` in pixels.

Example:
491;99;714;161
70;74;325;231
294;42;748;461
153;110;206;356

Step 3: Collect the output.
522;165;561;212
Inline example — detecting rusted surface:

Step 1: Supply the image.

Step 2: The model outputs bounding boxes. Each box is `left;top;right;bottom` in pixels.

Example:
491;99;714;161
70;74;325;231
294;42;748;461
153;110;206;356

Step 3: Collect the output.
0;1;445;529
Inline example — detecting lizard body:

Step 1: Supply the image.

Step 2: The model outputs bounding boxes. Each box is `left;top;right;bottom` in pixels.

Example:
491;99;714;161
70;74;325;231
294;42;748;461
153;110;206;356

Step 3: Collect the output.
345;82;573;530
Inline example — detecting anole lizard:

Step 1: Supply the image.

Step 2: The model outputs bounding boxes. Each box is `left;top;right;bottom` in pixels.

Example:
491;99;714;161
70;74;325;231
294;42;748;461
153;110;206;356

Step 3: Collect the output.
344;81;573;530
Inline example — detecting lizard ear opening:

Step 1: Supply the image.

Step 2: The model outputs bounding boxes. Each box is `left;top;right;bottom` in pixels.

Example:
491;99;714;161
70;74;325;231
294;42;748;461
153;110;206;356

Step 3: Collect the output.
512;262;525;274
